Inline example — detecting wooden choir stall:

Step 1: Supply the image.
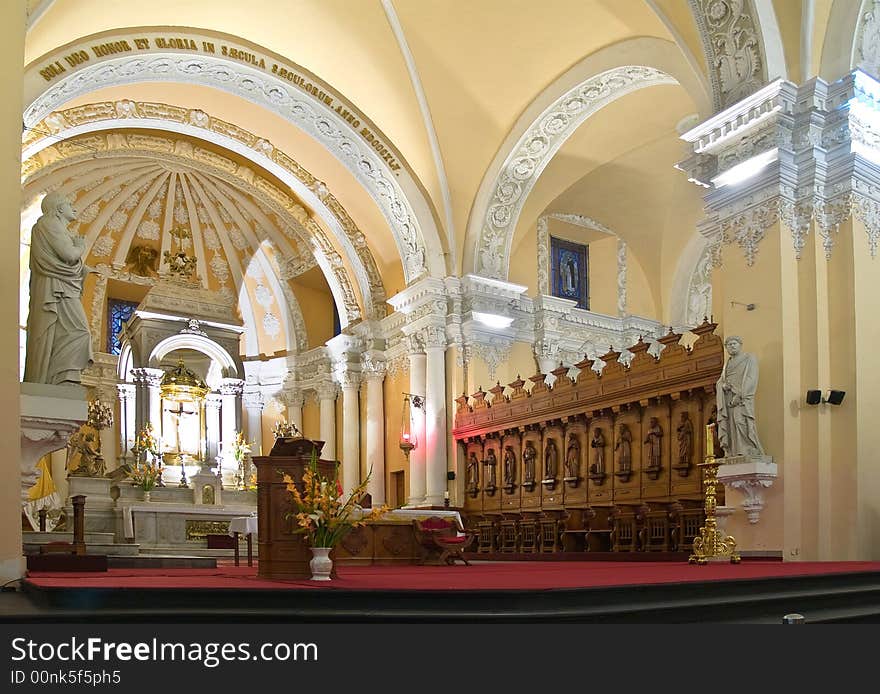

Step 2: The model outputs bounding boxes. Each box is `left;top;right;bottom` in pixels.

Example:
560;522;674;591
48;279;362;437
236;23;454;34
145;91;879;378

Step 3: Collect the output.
453;321;725;557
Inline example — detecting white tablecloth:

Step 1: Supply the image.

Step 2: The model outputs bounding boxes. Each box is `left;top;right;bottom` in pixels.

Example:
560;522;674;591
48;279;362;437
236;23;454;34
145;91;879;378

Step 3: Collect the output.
228;516;258;536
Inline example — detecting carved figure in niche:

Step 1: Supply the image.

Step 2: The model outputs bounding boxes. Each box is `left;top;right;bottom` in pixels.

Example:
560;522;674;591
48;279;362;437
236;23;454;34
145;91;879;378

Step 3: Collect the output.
565;434;580;478
677;412;693;465
717;336;765;457
125;244;160;277
644;417;663;469
615;424;632;473
24;191;95;385
466;452;480;492
544;439;558;480
522;441;537;485
590;428;606;474
503;446;516;486
202;485;215;505
485;448;497;488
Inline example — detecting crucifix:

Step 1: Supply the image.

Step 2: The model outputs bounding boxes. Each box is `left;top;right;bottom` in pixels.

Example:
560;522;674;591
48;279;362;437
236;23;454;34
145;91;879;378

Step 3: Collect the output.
168;401;198;487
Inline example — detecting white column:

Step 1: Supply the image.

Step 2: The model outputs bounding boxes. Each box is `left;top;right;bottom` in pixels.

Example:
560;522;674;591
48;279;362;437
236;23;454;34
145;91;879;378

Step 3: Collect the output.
424;327;448;506
219;378;244;486
363;356;386;506
244;389;264;456
142;368;164;444
285;388;304;433
317;381;338;460
340;372;361;497
205;393;222;468
116;383;136;465
407;339;427;507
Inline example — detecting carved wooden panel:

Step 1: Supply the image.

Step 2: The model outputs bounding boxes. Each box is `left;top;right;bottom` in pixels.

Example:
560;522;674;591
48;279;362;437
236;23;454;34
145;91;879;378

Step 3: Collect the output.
453;324;723;527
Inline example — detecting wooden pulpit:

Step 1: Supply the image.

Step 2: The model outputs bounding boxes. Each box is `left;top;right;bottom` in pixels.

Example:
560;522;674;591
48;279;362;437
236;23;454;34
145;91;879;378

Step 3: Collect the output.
253;436;337;580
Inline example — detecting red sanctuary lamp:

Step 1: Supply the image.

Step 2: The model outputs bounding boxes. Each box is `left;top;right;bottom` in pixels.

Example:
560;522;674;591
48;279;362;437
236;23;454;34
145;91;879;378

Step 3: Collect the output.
399;395;418;463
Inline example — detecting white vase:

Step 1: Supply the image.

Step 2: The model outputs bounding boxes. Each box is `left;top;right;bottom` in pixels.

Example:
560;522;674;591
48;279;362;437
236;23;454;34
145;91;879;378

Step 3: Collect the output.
142;490;151;502
309;547;333;581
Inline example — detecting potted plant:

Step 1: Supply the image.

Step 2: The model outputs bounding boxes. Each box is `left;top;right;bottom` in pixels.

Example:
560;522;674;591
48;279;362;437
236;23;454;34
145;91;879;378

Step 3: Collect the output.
283;450;388;580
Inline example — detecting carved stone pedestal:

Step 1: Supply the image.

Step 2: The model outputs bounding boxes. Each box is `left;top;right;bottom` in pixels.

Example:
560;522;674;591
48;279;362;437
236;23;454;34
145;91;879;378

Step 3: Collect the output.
20;383;88;506
716;455;777;524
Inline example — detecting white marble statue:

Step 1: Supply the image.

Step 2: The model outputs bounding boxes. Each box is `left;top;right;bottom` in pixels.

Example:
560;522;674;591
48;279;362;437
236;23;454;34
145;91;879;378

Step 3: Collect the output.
716;336;765;458
23;191;94;385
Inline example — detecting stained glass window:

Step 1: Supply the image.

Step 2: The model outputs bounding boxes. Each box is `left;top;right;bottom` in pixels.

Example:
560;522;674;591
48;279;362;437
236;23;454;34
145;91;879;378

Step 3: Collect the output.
107;299;139;355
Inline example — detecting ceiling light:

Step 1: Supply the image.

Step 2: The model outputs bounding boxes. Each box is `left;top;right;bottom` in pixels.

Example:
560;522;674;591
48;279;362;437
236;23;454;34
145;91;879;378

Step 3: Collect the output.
473;311;514;329
711;148;778;188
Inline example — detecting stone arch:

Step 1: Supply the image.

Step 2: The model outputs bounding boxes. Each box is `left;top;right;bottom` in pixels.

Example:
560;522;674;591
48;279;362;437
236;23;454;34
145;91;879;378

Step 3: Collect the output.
23;26;448;283
22;100;385;323
149;332;238;376
464;37;707;281
819;0;865;79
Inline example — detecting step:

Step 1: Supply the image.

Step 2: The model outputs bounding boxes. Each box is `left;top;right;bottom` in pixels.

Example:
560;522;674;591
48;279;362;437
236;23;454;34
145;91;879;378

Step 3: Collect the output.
23;531;117;545
108;555;218;569
138;546;239;558
23;542;141;557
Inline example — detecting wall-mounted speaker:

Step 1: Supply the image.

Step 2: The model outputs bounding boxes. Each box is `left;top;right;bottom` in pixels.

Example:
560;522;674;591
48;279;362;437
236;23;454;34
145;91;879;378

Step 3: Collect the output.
827;390;846;406
805;390;822;405
446;471;456;481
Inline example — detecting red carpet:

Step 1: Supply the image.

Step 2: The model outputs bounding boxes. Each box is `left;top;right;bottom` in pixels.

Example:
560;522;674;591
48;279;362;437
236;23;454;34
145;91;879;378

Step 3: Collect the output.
24;560;880;592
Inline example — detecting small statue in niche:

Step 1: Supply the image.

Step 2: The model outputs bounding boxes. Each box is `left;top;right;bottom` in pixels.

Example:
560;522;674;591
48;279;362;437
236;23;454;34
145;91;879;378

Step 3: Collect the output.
676;412;693;467
590;428;606;475
503;446;516;487
544;439;558;480
202;485;215;505
522;441;537;486
485;448;497;489
644;417;663;469
564;434;580;478
615;424;632;473
466;451;480;493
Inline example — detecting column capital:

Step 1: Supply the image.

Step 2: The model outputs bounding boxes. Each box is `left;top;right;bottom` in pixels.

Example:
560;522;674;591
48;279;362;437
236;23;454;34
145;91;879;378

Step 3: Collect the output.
361;352;387;381
420;324;447;351
281;387;305;408
116;382;136;401
242;389;264;411
131;367;164;387
316;379;339;401
205;392;223;409
219;378;245;396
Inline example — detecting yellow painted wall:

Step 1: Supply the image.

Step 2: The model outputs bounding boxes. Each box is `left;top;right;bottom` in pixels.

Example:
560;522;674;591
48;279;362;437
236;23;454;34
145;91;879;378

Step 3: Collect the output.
383;366;409;507
1;0;25;583
290;268;335;349
302;397;320;441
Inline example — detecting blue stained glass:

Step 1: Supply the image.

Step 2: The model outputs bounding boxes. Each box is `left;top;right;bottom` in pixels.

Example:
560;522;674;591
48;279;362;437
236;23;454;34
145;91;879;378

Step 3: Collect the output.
107;299;139;355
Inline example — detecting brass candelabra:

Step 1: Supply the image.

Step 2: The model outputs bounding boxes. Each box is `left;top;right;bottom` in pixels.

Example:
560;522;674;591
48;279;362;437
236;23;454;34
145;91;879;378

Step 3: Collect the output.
689;424;740;565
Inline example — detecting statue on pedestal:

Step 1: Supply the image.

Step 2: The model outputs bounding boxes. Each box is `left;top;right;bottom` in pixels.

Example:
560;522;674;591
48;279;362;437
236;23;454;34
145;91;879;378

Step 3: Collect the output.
503;446;516;487
24;192;94;385
522;441;537;485
716;336;765;457
565;434;580;478
485;448;497;489
615;424;632;473
590;428;606;474
644;417;663;469
544;439;558;480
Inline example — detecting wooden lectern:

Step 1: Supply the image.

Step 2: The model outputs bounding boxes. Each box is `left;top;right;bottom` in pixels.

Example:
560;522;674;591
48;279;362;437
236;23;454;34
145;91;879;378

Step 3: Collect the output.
253;436;337;580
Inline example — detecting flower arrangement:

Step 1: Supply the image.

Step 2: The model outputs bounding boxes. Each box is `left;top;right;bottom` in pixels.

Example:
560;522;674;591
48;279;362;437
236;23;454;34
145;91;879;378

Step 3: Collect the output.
283;450;388;548
128;423;163;490
272;419;302;439
230;430;252;463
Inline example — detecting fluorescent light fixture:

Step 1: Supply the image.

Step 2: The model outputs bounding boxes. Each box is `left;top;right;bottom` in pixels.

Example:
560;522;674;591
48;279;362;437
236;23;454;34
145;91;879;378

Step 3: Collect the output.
473;311;514;329
711;148;778;188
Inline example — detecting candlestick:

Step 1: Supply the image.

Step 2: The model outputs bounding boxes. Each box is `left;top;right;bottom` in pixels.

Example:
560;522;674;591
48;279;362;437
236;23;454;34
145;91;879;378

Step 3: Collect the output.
444;491;449;499
706;423;714;458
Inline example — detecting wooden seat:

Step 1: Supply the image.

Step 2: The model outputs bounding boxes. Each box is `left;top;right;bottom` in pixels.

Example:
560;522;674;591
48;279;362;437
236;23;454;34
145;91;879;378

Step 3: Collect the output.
539;513;563;553
519;515;539;553
642;506;671;552
413;516;475;565
497;517;519;553
670;503;704;552
475;518;497;554
584;507;612;552
610;506;640;552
